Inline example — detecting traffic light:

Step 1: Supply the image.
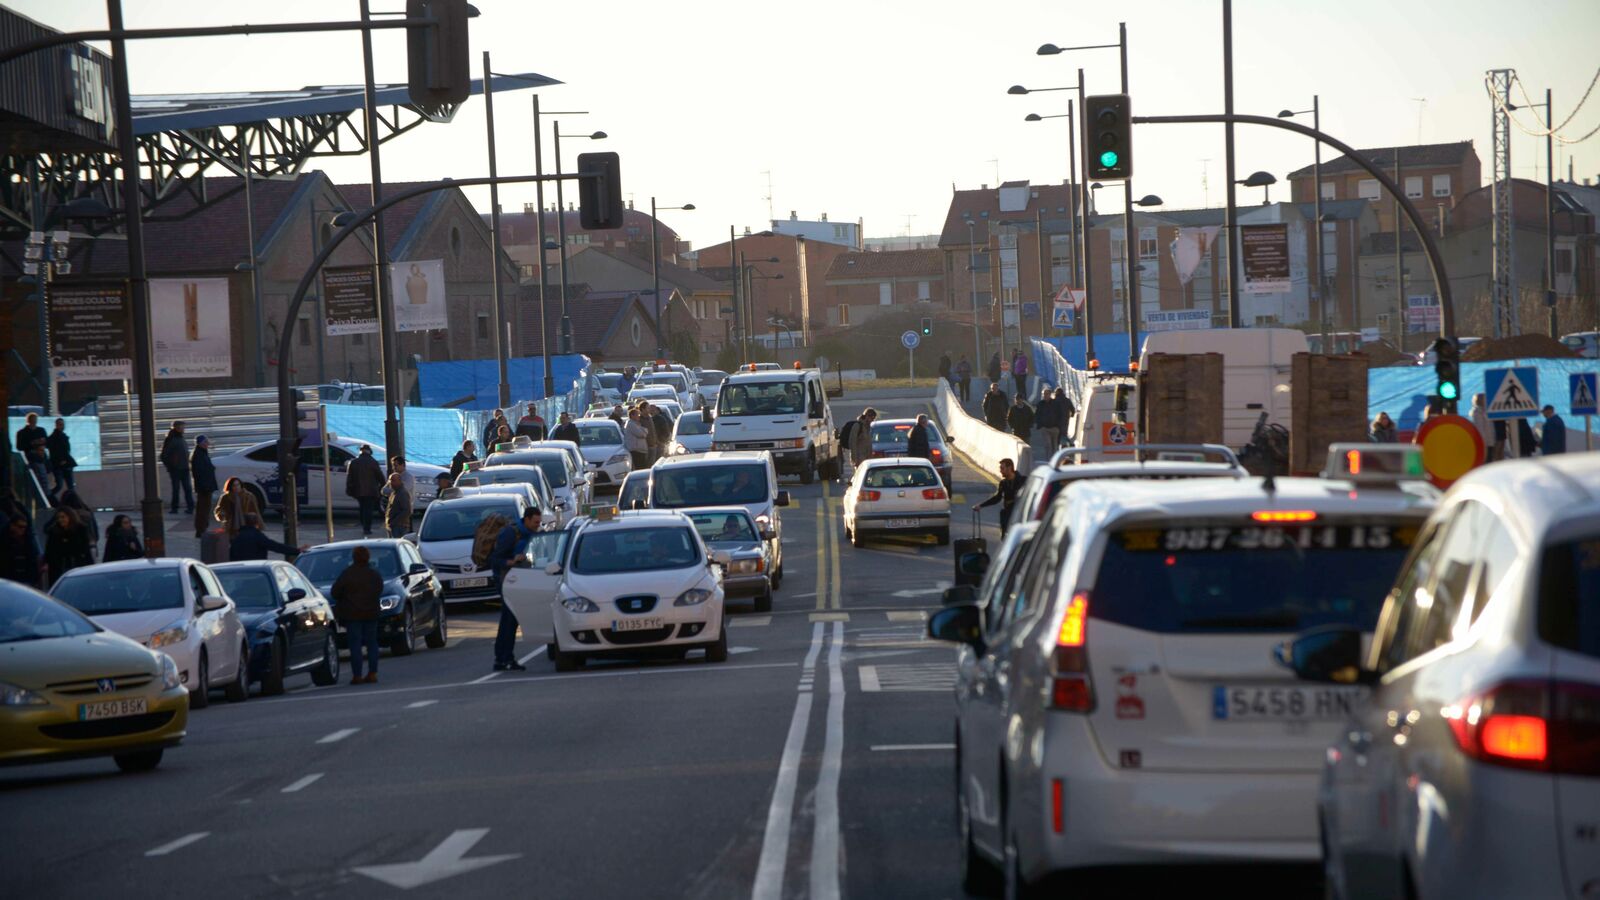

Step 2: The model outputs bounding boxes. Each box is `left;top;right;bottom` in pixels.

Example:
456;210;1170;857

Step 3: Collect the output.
920;317;932;336
1432;337;1460;408
1084;93;1132;181
406;0;471;107
577;151;625;230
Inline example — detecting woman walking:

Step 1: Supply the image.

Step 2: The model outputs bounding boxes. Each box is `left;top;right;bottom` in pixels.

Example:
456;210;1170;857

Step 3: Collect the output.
103;515;144;562
213;477;261;541
330;545;383;685
43;507;93;586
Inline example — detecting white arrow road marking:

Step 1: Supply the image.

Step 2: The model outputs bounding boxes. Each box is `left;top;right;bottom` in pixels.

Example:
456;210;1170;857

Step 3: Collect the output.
145;832;209;856
352;828;520;890
316;728;359;744
889;584;948;598
281;773;324;793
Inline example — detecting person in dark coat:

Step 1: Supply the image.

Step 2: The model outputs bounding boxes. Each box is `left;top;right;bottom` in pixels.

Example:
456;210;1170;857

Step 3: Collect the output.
487;507;543;671
1539;406;1567;455
345;445;386;537
1034;390;1062;453
1008;394;1035;444
483;409;510;452
43;507;93;586
1515;418;1537;459
982;383;1009;431
907;414;933;461
649;406;673;462
55;490;98;560
986;352;1002;385
330;545;383;684
954;355;974;403
229;514;303;561
450;440;477;482
103;515;144;562
937;352;952;385
160;421;194;514
45;418;75;500
551;412;581;445
1;514;42;588
15;413;49;493
191;434;219;538
382;473;413;538
974;458;1027;537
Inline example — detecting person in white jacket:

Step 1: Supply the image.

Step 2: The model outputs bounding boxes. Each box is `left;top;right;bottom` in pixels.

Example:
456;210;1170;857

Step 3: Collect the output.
623;408;650;469
1470;393;1501;462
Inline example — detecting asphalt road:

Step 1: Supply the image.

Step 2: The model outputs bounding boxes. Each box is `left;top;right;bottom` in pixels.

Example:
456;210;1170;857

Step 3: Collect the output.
2;395;1008;899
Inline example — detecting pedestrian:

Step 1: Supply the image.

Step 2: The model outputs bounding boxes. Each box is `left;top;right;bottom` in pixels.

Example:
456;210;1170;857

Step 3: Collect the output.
229;513;304;561
483;408;509;451
986;352;1002;386
190;435;218;538
907;413;933;461
15;412;49;493
487;506;543;672
1515;418;1537;459
102;514;144;562
1007;393;1035;444
624;407;650;470
1057;388;1078;448
45;418;76;500
213;476;262;543
551;411;581;445
1369;412;1397;443
618;366;636;396
937;351;952;386
1469;393;1499;462
1;514;42;588
345;445;385;536
842;407;877;482
55;491;98;560
1012;349;1029;396
1539;405;1567;455
954;355;973;403
638;402;660;462
608;404;626;427
390;457;417;497
43;507;92;586
434;472;454;496
973;458;1026;537
515;410;546;441
1035;387;1062;454
982;382;1009;431
329;545;383;685
160;421;194;514
451;440;477;482
382;472;413;538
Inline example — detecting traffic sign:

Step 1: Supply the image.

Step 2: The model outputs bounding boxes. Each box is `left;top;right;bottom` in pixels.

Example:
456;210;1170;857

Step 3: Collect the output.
1413;414;1484;489
1101;421;1135;455
1052;305;1075;329
900;330;920;350
1571;373;1598;416
1484;366;1539;420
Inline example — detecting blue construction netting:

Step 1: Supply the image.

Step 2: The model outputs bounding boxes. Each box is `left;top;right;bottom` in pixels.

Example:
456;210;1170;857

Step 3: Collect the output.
1034;334;1147;374
416;355;592;410
1370;357;1600;436
8;416;102;471
324;405;472;467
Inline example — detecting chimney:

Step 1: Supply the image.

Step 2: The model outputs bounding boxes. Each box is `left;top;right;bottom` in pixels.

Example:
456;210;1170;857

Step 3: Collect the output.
820;212;828;222
981;184;988;191
523;202;534;214
790;210;797;220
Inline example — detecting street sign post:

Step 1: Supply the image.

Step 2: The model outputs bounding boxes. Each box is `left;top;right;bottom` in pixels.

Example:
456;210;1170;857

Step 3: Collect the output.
901;330;920;381
1484;366;1539;420
1573;372;1598;451
1413;414;1484;489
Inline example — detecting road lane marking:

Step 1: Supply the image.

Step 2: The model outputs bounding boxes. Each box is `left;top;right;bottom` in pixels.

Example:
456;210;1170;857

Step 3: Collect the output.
752;623;825;900
859;665;882;692
470;645;547;684
815;483;827;610
885;611;928;622
145;832;209;856
281;773;324;793
731;616;771;628
810;621;845;900
871;744;956;752
802;621;824;670
809;612;849;623
857;663;957;692
317;728;359;744
406;700;438;709
352;828;520;890
518;646;548;665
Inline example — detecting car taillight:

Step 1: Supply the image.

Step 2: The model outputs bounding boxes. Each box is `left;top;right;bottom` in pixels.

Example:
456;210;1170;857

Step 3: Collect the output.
858;490;881;502
1049;592;1094;713
1443;679;1600;775
922;488;947;500
930;447;943;463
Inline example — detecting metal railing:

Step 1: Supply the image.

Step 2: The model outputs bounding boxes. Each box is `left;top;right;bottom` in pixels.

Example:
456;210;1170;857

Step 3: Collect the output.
93;388;319;469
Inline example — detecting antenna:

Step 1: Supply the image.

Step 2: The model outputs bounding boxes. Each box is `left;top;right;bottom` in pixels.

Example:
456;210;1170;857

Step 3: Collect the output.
1410;98;1427;144
761;170;774;222
986;159;1000;184
903;213;915;236
1199;158;1212;207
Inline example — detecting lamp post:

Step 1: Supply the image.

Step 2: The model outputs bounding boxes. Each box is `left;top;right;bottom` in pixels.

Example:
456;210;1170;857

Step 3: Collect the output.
1237;170;1277;204
1091;183;1162;359
1279;98;1326;349
1013;76;1093;362
650;198;695;359
1508;91;1559;338
965;218;984;369
552;123;606;355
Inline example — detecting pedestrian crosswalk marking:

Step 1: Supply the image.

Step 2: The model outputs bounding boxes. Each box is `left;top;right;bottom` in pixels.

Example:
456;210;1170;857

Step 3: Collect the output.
885;611;928;622
731;616;772;628
810;612;850;622
857;663;957;693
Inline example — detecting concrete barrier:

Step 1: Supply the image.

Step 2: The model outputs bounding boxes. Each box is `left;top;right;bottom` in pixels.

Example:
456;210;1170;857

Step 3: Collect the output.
933;378;1032;478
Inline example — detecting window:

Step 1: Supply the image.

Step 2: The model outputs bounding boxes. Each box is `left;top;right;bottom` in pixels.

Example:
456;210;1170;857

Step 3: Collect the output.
1139;227;1158;258
917;281;930;301
188;567;208;602
1557;247;1574;275
1405;176;1423;199
476;313;489;340
878;283;892;306
1538;532;1600;660
630;318;642;347
1320;181;1337;200
297;315;311;347
1110;237;1125;261
450;226;463;260
1375;522;1442;671
1432;174;1451;197
1358;179;1381;202
838;305;851;326
1469;517;1519;628
519;264;536;279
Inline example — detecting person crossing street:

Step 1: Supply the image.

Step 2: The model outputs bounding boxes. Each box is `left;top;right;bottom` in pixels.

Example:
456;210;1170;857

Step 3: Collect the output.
488;506;543;672
973;458;1026;537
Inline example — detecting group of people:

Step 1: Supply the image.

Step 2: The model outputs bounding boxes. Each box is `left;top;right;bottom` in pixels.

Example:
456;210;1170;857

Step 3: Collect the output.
837;408;938;481
620;400;675;469
1371;393;1570;459
14;412;77;502
978;382;1076;453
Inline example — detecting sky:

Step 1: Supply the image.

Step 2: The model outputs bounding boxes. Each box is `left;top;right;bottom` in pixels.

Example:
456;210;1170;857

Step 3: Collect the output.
12;0;1600;251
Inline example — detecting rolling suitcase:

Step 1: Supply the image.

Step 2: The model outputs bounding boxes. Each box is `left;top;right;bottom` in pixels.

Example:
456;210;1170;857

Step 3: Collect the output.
952;509;988;587
200;526;231;564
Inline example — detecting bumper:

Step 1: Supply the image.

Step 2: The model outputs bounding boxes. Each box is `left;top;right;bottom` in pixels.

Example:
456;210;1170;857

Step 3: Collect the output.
0;688;189;768
587;461;630;487
853;511;950;534
722;573;770;598
440;575;499;604
554;597;724;655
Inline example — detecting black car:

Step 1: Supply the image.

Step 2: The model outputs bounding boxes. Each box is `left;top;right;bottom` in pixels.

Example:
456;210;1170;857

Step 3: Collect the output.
212;561;341;695
293;539;447;656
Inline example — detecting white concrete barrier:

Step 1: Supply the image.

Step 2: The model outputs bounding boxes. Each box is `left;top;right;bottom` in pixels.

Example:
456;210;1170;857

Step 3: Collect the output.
934;378;1032;478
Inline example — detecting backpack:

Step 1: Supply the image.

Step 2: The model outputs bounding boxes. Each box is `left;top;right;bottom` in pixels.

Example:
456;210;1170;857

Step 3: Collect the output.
472;514;511;567
838;420;857;447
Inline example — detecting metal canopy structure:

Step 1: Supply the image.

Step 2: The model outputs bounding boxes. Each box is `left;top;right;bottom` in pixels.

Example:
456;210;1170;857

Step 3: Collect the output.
1;72;559;236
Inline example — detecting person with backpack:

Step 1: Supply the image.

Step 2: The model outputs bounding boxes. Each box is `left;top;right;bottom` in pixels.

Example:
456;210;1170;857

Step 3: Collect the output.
840;408;877;483
487;507;543;672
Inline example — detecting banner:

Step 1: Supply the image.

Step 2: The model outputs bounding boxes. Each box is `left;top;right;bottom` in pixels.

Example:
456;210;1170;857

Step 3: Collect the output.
1170;226;1219;285
48;282;132;382
390;258;447;332
1240;223;1290;294
151;277;231;378
323;265;379;335
1143;309;1213;332
1404;294;1440;333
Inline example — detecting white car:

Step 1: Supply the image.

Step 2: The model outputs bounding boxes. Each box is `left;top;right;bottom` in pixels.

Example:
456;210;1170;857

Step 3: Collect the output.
647;452;789;586
843;457;951;546
485;447;592;523
627;385;678;408
636;371;699;411
693;369;728;407
571;418;632;489
212;437;447;512
500;510;730;671
455;463;558;516
1286;451;1600;900
668;413;714;456
413;491;538;604
51;559;250;709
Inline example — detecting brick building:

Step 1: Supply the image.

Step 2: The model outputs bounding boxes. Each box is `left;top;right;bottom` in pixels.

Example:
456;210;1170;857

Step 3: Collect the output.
1287;140;1481;235
820;249;943;329
495;204;686;280
693;231;849;348
561;245;732;352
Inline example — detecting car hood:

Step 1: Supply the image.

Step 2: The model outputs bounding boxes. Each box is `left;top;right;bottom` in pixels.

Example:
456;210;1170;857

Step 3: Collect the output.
706;540;763;557
236;609;280;631
419;538;474;564
1;632;162;689
581;446;622;463
564;565;712;602
91;609;191;643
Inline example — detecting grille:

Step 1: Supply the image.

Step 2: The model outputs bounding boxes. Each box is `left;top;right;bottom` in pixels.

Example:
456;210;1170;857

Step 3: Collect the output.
613;595;657;615
40;711;175;740
49;674;155;696
432;563;465;574
601;626;673;645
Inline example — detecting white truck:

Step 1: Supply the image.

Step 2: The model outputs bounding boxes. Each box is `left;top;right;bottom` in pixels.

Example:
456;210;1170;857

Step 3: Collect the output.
1138;327;1308;448
709;368;839;484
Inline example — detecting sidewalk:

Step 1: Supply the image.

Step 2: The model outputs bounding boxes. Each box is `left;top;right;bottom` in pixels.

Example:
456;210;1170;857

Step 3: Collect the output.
102;508;371;559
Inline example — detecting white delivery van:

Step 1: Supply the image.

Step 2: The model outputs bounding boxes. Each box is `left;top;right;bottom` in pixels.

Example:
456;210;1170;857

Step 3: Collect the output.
710;368;839;483
1068;374;1140;458
1138;327;1307;448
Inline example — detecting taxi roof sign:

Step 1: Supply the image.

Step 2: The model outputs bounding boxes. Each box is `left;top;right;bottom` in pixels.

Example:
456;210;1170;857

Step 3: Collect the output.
1322;443;1425;484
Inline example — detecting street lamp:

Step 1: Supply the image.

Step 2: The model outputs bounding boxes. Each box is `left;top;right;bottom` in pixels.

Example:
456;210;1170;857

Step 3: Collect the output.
552;124;606;356
651;198;695;359
1508;91;1560;338
1279;99;1329;350
1236;170;1277;204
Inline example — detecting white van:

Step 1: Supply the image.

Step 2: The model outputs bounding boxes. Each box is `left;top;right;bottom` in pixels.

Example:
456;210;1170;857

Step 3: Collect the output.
710;368;839;483
1069;374;1140;457
1138;327;1307;448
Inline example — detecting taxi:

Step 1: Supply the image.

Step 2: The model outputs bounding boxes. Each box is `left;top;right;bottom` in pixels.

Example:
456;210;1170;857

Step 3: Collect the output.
929;445;1439;893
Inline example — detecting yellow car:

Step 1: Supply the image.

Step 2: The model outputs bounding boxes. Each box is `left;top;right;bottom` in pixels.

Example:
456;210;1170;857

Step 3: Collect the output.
0;580;188;772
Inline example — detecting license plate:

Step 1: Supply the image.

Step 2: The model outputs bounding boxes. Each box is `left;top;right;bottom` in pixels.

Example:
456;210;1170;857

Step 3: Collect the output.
886;519;919;528
453;577;490;588
79;697;148;721
611;617;663;632
1213;685;1364;721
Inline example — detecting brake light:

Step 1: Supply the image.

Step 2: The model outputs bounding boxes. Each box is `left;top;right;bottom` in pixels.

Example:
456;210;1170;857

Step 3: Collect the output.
1057;592;1087;646
1049;592;1094;713
858;490;881;502
922;488;947;500
1251;510;1318;522
930;447;943;463
1051;779;1064;833
1443;680;1600;774
1480;716;1547;761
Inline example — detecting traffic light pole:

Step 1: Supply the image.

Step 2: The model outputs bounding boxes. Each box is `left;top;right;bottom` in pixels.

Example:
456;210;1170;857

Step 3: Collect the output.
360;0;403;465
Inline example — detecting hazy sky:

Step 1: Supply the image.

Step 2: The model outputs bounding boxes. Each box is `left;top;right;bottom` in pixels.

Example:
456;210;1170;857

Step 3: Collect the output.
13;0;1600;250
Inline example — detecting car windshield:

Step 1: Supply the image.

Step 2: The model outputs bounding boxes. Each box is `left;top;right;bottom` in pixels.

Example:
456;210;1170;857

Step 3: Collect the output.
718;381;806;416
871;422;942;446
689;512;758;544
576;423;621;445
697;370;727;386
863;465;940;488
0;588;98;643
53;568;185;615
1540;533;1600;660
214;570;278;609
643;374;688;392
652;465;768;507
1091;521;1418;633
571;527;701;574
296;547;403;582
618;475;650;510
675;415;712;437
422;502;519;541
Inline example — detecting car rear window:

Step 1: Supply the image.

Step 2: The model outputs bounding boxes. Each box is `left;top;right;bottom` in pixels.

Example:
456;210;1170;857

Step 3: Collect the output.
1090;521;1418;633
871;423;942;445
215;570;277;608
863;465;939;489
421;502;518;541
54;568;185;615
653;465;768;506
1539;535;1600;660
296;547;402;582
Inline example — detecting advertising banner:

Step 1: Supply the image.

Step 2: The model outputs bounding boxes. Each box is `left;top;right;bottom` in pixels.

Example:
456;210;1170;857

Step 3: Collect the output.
1404;294;1441;333
390;258;447;332
48;282;132;382
1170;225;1220;285
323;265;380;335
151;277;231;378
1143;309;1213;332
1241;223;1291;294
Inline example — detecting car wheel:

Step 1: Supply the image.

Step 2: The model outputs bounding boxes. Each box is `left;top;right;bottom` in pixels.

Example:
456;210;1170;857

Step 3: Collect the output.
310;632;339;686
771;556;783;589
188;651;210;709
223;643;250;702
755;584;773;613
261;638;286;696
800;452;816;485
113;748;164;773
390;606;416;656
936;528;951;546
425;604;448;649
704;625;729;663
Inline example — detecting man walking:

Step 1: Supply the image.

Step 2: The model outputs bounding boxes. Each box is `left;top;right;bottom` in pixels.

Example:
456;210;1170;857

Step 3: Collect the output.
191;435;218;538
488;506;543;672
1540;405;1567;455
15;413;49;492
954;355;973;403
937;352;952;387
160;421;194;514
974;458;1027;536
982;382;1009;431
986;352;1002;387
382;472;413;538
1007;393;1035;445
1035;388;1061;454
842;407;876;482
908;414;934;462
345;445;385;537
551;411;581;445
45;418;75;501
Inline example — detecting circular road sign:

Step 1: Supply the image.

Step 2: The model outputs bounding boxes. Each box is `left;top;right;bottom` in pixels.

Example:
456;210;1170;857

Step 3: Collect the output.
901;330;920;350
1414;413;1485;488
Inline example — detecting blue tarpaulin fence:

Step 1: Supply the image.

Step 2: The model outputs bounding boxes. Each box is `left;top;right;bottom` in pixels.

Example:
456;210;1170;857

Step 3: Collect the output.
1033;334;1146;374
416;355;591;410
1369;357;1600;436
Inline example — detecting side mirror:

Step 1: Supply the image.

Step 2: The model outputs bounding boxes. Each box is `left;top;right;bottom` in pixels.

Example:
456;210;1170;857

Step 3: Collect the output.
543;562;563;576
759;529;778;542
775;490;791;508
955;551;991;586
710;549;733;567
402;532;419;545
286;588;307;602
1275;626;1371;685
197;594;229;612
927;603;983;649
408;562;430;576
941;584;977;606
555;500;568;510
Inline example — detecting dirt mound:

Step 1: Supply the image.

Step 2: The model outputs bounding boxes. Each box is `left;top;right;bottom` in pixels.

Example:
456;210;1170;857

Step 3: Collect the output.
1461;333;1579;362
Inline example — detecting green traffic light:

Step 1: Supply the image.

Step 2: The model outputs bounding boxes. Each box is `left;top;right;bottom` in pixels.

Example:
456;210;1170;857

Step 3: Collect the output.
1439;381;1459;401
1100;150;1119;168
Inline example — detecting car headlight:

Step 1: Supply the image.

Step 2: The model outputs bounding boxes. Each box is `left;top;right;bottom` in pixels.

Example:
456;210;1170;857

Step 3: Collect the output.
157;654;181;690
607;451;628;465
560;593;599;613
711;441;733;451
732;558;764;574
674;588;713;607
147;621;189;649
775;438;805;449
379;593;402;611
0;680;48;707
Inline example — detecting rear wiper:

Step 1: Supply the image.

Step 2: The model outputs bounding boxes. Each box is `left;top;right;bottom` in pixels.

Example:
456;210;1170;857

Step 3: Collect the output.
1179;613;1301;629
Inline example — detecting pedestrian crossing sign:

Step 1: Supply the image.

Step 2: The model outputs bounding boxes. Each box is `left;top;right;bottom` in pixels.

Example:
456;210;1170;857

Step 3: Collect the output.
1052;305;1075;329
1573;373;1598;416
1484;366;1539;420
